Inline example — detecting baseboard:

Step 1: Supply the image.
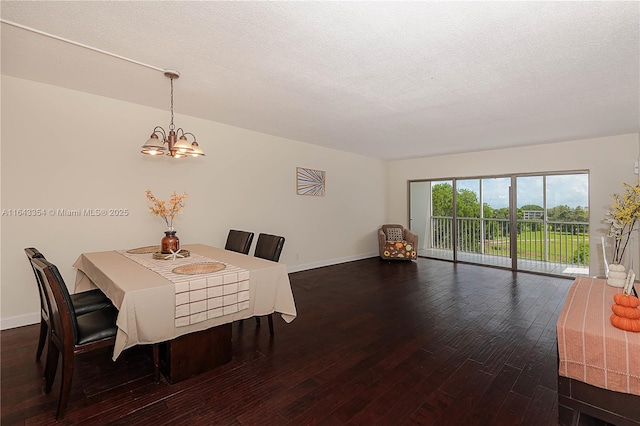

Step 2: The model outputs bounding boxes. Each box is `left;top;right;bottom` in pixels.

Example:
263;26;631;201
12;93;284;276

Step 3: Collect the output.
1;311;40;330
287;252;378;273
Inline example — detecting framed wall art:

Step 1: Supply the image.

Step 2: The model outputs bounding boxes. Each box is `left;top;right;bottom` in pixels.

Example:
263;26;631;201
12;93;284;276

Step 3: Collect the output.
296;167;325;196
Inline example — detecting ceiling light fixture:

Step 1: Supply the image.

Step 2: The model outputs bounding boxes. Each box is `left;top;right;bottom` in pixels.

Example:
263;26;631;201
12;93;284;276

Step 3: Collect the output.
141;70;205;158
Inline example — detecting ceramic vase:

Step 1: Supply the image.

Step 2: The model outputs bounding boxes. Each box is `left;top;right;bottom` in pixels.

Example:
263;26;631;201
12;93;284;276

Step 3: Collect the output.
607;263;627;288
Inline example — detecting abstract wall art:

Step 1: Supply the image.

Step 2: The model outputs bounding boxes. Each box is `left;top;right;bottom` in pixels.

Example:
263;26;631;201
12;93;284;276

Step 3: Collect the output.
296;167;326;196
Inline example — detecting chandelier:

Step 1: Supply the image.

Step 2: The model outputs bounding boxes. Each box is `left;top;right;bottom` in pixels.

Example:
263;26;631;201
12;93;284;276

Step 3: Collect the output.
141;70;205;158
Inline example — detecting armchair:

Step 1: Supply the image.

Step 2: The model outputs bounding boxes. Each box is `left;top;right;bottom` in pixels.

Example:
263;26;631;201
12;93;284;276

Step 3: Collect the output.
378;224;418;260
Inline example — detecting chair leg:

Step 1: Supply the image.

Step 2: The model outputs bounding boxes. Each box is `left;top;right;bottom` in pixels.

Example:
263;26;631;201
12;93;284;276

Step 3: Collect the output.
44;343;59;394
153;344;160;383
56;350;74;420
36;318;48;361
267;314;274;336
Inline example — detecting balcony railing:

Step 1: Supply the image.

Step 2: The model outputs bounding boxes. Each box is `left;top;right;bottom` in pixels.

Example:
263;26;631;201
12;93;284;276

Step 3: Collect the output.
430;216;589;267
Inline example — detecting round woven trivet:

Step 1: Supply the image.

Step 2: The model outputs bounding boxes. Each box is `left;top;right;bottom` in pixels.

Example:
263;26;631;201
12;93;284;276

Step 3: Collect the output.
152;249;191;260
127;245;160;254
172;262;226;275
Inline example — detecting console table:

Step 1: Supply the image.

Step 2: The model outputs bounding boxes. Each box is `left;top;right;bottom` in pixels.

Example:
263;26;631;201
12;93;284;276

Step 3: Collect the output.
556;277;640;425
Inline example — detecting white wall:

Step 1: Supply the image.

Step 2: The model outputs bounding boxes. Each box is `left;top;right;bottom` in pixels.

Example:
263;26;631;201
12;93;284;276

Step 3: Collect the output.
3;75;638;329
387;134;640;277
0;76;386;328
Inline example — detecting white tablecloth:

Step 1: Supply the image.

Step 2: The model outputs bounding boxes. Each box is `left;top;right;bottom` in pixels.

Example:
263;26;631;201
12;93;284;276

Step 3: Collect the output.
74;244;297;360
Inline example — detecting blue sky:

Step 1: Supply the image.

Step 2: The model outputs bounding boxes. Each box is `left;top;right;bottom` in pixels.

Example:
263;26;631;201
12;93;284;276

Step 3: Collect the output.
439;174;588;209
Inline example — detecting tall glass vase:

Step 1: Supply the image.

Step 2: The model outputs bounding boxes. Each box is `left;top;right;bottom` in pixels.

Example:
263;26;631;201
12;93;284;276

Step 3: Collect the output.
603;235;634;287
161;230;180;254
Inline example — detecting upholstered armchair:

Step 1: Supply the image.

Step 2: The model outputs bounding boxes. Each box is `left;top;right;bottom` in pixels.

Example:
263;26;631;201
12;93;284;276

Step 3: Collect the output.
378;224;418;260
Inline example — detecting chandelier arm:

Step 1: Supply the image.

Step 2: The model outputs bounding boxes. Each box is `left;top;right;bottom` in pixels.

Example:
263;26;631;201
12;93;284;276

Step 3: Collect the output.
180;131;198;142
152;126;167;141
174;129;197;142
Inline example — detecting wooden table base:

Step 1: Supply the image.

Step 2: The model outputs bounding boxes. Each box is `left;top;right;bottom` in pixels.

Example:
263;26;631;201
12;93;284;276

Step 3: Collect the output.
558;375;640;426
159;323;232;384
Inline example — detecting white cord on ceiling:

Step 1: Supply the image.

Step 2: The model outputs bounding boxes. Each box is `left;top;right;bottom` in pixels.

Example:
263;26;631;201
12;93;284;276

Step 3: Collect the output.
0;19;164;73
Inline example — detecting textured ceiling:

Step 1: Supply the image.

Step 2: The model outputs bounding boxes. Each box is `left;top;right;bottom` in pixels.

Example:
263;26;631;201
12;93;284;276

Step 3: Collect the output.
1;1;639;160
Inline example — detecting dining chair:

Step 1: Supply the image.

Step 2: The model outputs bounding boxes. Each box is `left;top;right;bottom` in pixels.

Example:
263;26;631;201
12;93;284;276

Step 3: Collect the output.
253;233;285;335
31;257;118;420
224;230;254;255
25;247;113;361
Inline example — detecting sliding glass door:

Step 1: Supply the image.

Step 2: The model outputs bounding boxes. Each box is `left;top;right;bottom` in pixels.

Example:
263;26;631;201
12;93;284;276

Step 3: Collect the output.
479;177;512;268
516;174;589;275
409;172;589;277
450;177;512;268
409;180;454;261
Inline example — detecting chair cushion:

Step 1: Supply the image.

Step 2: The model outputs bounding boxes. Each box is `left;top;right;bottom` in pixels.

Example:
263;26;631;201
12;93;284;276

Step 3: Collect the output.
71;289;113;315
76;306;118;345
385;227;404;242
383;241;417;259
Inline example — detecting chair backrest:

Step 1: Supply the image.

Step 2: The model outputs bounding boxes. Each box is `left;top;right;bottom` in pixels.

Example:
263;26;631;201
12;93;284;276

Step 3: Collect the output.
225;230;254;255
254;233;285;262
31;257;80;346
25;247;49;316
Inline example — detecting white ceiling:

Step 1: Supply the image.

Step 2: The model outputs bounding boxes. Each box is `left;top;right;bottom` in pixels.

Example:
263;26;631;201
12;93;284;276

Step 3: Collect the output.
1;1;639;160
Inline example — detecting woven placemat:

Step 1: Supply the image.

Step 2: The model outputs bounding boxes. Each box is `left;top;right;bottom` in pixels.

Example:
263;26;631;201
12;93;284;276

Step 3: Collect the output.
152;249;191;260
172;262;226;275
127;245;160;254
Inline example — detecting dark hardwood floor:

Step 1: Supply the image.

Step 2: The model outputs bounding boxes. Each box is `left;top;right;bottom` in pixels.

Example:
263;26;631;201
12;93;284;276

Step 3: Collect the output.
1;257;613;425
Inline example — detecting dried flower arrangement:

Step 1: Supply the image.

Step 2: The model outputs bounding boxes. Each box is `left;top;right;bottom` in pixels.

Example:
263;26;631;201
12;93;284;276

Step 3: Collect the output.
145;190;187;231
603;179;640;265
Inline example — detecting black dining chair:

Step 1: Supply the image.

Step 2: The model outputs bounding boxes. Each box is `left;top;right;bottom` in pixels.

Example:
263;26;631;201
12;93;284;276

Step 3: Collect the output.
253;233;285;335
224;230;254;255
32;257;118;420
25;248;113;361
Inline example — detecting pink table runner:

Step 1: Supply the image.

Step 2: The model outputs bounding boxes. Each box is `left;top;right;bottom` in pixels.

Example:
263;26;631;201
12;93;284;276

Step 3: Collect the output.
557;277;640;396
118;250;249;327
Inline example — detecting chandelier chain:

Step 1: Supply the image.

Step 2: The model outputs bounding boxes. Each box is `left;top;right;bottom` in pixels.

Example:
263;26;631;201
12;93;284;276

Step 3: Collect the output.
169;77;175;131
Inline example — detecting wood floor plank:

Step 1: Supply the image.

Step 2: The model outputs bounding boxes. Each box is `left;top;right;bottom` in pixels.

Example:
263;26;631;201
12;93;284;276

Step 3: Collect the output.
462;364;523;426
404;389;455;425
1;257;576;425
520;384;557;426
495;391;531;425
432;368;495;425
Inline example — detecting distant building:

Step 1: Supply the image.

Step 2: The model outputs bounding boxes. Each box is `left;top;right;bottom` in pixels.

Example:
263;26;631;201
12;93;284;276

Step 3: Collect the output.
523;210;544;220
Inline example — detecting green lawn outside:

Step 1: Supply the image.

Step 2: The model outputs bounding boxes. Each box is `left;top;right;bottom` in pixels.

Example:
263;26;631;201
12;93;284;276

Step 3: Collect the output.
484;230;589;264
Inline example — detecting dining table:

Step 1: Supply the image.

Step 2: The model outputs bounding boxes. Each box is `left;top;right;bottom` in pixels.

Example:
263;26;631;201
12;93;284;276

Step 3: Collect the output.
73;243;297;381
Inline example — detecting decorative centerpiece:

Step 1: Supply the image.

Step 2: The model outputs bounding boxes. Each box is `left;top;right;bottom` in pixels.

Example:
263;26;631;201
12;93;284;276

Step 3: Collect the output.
145;189;188;254
603;179;640;287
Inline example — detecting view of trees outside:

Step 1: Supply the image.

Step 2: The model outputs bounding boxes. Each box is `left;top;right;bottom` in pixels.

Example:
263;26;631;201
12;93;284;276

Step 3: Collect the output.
434;181;589;222
430;173;589;266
